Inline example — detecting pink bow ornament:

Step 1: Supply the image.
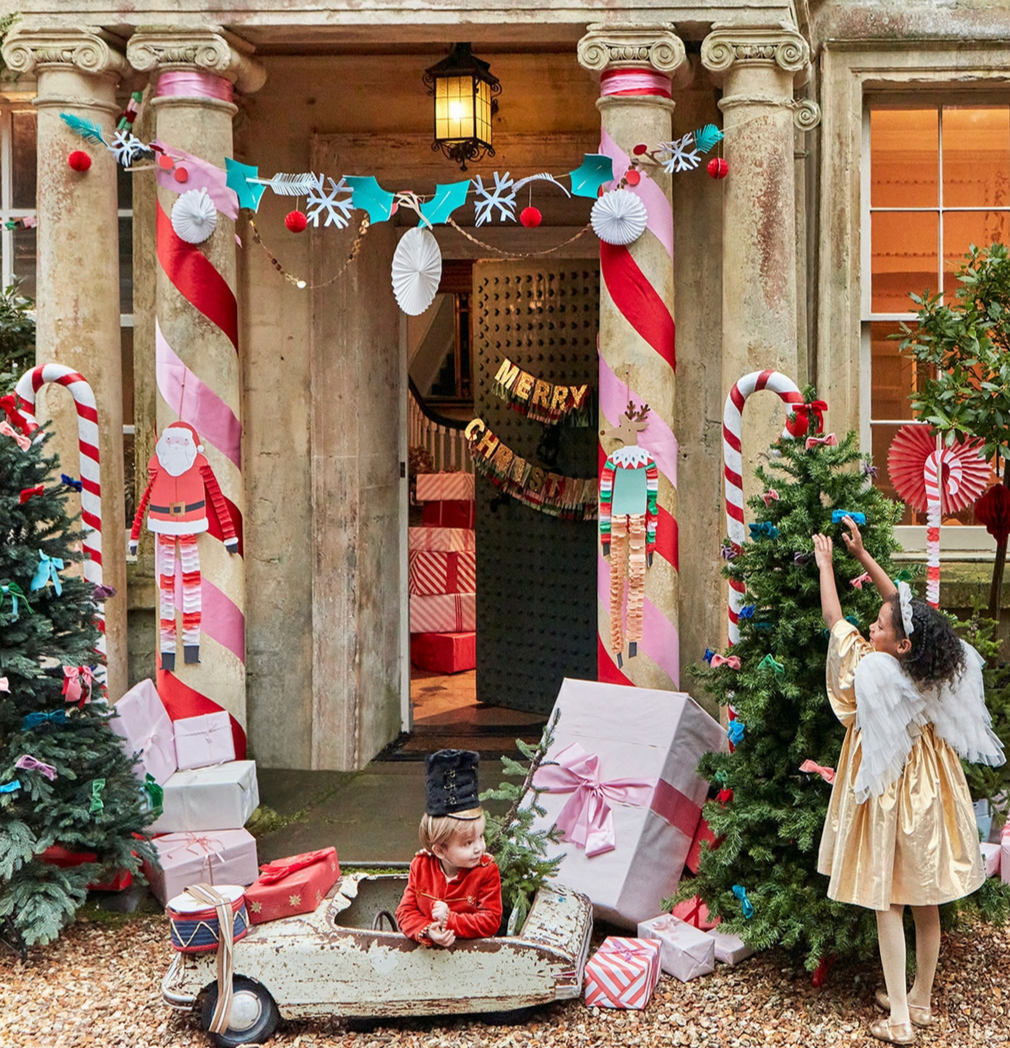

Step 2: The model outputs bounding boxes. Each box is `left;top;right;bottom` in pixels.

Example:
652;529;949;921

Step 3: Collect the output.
761;489;779;508
0;421;30;450
15;754;57;781
805;433;838;450
799;759;836;785
0;678;8;693
534;742;655;858
849;572;872;590
62;666;95;707
710;654;741;670
648;915;681;933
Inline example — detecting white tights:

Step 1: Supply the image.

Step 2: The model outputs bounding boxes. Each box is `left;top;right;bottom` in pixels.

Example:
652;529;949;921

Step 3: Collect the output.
875;903;940;1023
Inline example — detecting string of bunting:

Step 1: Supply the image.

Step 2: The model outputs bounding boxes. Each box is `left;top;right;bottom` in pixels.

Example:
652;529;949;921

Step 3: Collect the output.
492;357;592;427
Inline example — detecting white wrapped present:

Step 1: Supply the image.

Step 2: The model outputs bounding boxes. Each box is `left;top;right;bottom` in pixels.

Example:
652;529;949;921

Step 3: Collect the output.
150;760;259;834
110;679;177;785
637;914;715;982
144;829;259;905
531;678;725;928
173;711;236;771
981;842;1001;879
708;929;756;965
415;472;475;502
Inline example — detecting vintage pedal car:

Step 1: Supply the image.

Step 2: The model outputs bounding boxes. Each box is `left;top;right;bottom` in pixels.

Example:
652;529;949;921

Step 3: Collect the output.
163;871;594;1047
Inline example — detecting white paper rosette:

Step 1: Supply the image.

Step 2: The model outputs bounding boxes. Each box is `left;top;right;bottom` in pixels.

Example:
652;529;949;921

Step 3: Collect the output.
171;188;217;245
590;188;648;246
391;227;442;315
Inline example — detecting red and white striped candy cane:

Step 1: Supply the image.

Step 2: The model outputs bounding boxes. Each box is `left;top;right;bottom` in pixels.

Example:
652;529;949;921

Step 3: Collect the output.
723;370;804;644
923;447;970;609
14;364;105;669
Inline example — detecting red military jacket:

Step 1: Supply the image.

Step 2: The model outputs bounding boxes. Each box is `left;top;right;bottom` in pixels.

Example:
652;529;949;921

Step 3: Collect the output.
395;851;502;942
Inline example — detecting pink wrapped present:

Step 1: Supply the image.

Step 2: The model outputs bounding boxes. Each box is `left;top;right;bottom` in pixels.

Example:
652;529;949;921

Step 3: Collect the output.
672;895;721;931
584;936;661;1009
174;711;236;771
408;526;476;553
144;828;259;905
637;914;715;982
531;679;725;928
415;472;475;502
245;847;341;924
408;550;476;596
110;679;177;785
409;593;476;634
1001;825;1010;885
981;842;1001;879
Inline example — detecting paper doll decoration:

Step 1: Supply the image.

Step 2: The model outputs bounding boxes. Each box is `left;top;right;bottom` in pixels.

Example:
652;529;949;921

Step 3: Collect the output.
129;422;238;671
600;402;659;668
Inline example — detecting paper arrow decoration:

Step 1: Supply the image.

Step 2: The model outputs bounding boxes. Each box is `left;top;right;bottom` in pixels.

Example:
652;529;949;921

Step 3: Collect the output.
344;176;396;223
568;154;614;198
224;158;267;211
419;181;471;226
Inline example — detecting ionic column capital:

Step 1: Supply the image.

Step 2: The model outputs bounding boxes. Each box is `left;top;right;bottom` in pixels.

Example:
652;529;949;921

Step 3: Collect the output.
127;26;266;94
701;24;810;85
578;23;688;82
1;25;128;82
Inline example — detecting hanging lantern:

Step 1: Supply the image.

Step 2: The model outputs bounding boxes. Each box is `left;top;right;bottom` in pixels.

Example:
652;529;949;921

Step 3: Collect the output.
423;43;501;171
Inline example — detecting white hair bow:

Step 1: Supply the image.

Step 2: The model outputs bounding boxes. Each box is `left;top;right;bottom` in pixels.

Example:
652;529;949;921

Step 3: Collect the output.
897;581;915;636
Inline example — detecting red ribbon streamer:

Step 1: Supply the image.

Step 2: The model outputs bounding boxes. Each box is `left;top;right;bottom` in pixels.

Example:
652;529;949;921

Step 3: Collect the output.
600;241;676;371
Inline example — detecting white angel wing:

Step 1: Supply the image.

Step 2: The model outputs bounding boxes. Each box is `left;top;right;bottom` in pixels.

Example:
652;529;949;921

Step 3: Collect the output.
853;652;928;803
922;641;1006;767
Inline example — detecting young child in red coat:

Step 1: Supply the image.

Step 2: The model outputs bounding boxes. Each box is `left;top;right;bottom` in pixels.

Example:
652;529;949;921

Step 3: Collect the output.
396;749;503;946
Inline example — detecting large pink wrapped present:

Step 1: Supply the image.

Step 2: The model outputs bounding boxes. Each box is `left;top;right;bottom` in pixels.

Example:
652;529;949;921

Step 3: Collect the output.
144;828;259;906
584;936;661;1009
531;678;725;928
408;550;476;596
110;679;177;786
408;526;476;553
409;592;476;634
415;472;475;502
174;711;236;771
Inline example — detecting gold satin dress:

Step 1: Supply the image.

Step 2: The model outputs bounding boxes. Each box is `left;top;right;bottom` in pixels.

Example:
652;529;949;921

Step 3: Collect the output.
816;620;984;911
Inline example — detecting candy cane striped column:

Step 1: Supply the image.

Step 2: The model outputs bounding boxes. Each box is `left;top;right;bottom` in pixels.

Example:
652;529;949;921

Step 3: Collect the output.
923;449;946;609
723;370;803;643
15;364;107;675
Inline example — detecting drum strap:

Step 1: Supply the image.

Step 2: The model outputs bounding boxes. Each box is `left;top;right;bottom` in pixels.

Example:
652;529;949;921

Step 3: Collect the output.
186;883;236;1033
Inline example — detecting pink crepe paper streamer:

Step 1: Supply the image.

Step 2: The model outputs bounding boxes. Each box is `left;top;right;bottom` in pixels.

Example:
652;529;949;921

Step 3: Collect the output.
152;140;239;220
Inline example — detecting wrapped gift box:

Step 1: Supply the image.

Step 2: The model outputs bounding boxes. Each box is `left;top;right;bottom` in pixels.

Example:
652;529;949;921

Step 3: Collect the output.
144;828;259;906
584;936;661;1009
981;842;1001;879
150;760;259;834
408;526;476;553
110;678;177;785
416;472;475;502
421;500;475;529
708;929;755;965
685;816;719;875
637;914;715;982
1002;825;1010;885
41;845;133;892
409;592;476;634
408;550;477;596
672;895;721;931
245;847;341;924
410;632;476;674
174;711;236;771
530;678;725;928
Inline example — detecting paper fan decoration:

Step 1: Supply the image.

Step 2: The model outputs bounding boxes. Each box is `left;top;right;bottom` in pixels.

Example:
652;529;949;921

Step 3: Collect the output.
391;228;442;315
590;188;648;246
886;424;990;513
171;188;217;244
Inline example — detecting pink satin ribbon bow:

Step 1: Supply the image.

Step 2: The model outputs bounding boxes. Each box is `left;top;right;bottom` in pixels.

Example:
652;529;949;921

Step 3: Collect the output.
849;572;872;589
805;433;838;450
0;421;30;450
62;666;95;707
534;742;655;858
649;915;680;933
15;754;57;781
799;759;836;785
710;654;741;669
761;489;779;507
0;678;8;692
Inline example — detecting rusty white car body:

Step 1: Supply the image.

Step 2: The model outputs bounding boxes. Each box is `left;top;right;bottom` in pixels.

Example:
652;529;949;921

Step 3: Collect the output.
163;871;593;1046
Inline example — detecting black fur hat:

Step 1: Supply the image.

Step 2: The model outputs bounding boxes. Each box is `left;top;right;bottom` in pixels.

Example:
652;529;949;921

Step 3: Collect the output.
425;749;481;818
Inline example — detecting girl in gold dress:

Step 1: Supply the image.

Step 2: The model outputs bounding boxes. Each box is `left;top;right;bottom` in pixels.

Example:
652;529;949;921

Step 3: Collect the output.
813;518;1004;1046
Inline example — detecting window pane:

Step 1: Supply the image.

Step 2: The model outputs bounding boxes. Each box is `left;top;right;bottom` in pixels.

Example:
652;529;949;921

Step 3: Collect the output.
11;111;37;210
942;106;1010;208
869;321;917;421
12;225;37;300
119;216;133;314
942;210;1010;300
871;210;938;313
871;108;938;208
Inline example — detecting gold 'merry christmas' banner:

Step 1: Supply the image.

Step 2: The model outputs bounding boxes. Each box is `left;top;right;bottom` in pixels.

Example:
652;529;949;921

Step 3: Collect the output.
492;358;592;427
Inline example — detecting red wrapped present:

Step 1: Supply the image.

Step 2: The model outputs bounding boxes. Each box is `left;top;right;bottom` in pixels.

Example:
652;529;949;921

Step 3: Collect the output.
421;500;475;528
245;847;341;924
416;472;475;502
584;936;661;1009
41;844;134;892
672;895;721;931
685;817;720;874
409;592;476;634
408;526;475;553
410;632;476;673
408;550;476;596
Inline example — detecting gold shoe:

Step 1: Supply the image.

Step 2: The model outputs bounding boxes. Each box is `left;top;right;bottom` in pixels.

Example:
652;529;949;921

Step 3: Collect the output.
875;990;935;1028
869;1018;916;1045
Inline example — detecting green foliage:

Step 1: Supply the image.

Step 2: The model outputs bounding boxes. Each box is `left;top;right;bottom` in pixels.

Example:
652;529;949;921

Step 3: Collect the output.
480;711;564;935
0;425;157;949
0;284;35;393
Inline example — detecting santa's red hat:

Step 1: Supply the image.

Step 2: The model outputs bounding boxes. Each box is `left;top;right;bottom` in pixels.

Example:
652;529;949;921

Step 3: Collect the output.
162;420;204;453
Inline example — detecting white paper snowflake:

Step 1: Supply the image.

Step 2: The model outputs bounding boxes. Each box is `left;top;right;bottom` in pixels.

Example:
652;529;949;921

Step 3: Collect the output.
659;133;701;174
109;130;150;168
305;174;354;229
472;171;517;226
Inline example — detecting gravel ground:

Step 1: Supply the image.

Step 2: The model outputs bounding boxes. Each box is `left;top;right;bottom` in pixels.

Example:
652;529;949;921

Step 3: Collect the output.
1;911;1008;1048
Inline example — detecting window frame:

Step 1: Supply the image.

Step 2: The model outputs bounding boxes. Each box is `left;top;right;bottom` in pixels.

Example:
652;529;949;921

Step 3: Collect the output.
0;104;38;294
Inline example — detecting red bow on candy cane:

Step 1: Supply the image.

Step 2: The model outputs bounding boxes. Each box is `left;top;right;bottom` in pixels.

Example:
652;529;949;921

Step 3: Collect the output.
785;400;828;439
849;572;872;589
710;654;741;669
19;485;44;504
0;421;30;450
62;666;95;708
0;394;30;433
805;433;838;450
799;759;836;785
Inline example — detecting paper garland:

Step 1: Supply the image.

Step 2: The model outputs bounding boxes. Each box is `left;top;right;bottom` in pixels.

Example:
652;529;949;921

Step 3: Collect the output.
465;418;597;520
171;189;217;244
491;357;592;426
590;188;648;246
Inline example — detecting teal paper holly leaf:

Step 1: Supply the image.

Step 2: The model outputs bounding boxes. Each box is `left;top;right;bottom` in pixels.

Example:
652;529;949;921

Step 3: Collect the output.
568;153;614;198
225;158;267;211
59;113;108;146
344;176;396;223
694;123;724;154
419;181;471;226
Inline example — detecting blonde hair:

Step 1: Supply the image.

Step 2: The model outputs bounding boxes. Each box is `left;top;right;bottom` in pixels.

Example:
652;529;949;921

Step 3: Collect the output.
419;808;485;852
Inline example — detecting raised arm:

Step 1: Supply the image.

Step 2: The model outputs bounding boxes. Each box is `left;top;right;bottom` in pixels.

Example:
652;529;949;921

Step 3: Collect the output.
813;533;842;629
840;515;896;600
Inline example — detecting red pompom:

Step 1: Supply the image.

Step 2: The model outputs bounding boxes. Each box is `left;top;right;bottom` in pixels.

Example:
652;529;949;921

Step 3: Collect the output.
632;144;648;156
68;150;92;172
974;484;1010;544
707;157;729;180
625;169;642;187
173;166;189;184
284;209;309;233
157;154;174;171
519;206;542;228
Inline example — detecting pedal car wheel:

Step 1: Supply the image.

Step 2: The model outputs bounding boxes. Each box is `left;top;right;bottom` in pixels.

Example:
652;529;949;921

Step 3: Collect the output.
201;976;280;1047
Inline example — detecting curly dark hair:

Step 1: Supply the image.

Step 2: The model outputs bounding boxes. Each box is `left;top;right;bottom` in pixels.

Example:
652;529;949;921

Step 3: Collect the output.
887;595;965;685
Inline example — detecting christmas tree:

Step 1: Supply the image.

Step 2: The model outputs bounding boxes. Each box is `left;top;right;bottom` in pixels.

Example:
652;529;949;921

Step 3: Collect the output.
0;422;156;953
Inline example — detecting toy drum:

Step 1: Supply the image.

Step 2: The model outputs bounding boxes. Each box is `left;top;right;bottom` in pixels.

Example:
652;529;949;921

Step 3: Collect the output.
167;884;249;953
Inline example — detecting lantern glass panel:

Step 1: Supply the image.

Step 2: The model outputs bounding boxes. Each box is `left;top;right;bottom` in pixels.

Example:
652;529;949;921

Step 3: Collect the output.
435;75;475;141
475;80;492;147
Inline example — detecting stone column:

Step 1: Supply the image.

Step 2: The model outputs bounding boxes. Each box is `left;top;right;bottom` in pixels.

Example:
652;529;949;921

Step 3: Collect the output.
127;28;265;747
578;24;688;690
2;27;130;699
701;25;819;501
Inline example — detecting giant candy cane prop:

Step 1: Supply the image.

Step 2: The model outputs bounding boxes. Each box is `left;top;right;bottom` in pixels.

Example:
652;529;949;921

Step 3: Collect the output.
14;364;106;672
723;370;804;644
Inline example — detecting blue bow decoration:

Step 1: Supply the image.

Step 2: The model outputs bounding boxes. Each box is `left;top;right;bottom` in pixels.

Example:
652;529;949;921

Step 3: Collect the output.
703;648;716;664
0;780;21;794
749;522;779;539
831;510;866;525
22;709;67;731
60;474;83;492
727;719;746;745
738;605;755;620
31;550;64;596
732;884;754;918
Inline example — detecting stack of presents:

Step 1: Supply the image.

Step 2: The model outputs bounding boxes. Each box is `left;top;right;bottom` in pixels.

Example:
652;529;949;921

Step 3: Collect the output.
408;471;477;674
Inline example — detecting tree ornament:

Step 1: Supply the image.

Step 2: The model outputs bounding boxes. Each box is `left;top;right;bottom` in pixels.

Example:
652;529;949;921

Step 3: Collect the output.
170;188;218;245
974;484;1010;544
67;150;92;172
519;206;542;228
590;188;648;246
284;209;309;233
707;157;729;180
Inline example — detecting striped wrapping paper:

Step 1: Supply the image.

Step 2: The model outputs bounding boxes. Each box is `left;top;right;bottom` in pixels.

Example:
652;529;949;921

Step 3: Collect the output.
409;593;476;634
416;472;475;502
584;936;662;1009
409;551;477;596
408;526;476;553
